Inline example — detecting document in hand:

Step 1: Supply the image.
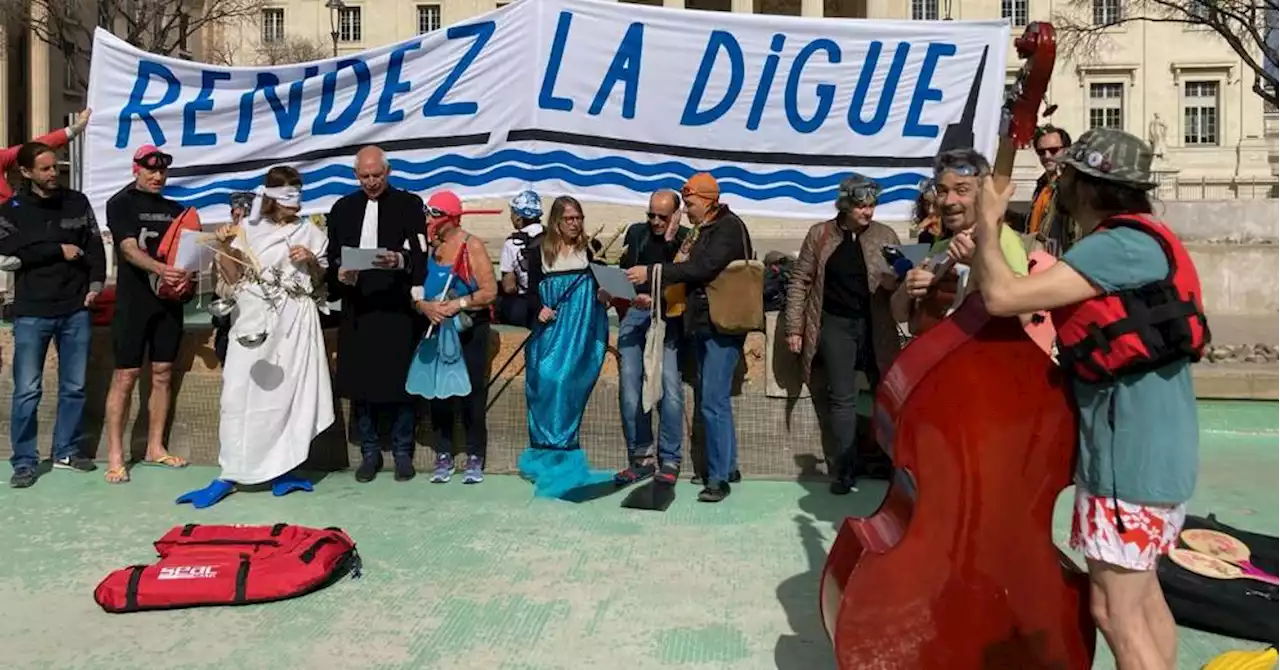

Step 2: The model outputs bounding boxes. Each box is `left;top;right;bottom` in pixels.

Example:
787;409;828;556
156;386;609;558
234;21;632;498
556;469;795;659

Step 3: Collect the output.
590;264;637;302
174;230;216;272
341;247;387;271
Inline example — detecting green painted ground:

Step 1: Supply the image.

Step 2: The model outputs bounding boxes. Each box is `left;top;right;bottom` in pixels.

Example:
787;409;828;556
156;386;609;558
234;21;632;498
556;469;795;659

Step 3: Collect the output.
0;401;1275;670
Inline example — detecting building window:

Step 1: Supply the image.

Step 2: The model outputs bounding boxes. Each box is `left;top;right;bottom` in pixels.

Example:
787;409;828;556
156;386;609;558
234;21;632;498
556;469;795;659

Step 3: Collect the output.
911;0;938;19
261;8;285;43
417;4;441;33
1002;0;1027;26
339;6;362;42
1088;82;1124;130
1092;0;1121;25
1183;80;1220;146
62;41;76;90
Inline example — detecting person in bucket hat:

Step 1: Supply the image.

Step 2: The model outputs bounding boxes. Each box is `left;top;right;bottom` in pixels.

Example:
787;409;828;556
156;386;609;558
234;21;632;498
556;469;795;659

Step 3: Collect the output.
971;126;1204;669
1057;127;1158;191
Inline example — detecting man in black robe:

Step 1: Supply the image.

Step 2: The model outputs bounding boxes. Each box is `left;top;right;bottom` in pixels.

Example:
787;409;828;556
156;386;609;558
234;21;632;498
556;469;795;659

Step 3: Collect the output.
326;146;427;482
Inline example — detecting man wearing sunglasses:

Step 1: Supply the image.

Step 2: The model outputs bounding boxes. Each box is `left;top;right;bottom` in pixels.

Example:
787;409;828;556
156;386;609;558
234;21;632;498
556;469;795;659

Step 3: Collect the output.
102;144;193;484
612;189;690;487
325;145;428;483
1027;125;1080;255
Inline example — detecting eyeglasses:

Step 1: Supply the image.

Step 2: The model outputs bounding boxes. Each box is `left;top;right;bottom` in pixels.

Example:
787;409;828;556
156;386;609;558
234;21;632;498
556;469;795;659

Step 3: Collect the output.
1035;145;1065;156
647;211;671;221
842;185;879;204
425;206;451;218
562;214;584;223
134;152;173;171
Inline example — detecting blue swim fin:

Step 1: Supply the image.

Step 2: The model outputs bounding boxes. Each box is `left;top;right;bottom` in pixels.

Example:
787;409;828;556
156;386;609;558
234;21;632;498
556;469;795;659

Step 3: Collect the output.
271;472;314;496
175;479;236;508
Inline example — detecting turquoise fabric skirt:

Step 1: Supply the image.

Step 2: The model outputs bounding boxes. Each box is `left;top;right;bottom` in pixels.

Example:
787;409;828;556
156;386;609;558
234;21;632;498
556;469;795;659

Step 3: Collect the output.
517;268;611;498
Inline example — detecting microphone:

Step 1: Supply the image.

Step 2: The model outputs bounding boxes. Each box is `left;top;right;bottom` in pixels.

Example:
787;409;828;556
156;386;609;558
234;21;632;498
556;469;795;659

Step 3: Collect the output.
891;257;914;280
881;245;914;280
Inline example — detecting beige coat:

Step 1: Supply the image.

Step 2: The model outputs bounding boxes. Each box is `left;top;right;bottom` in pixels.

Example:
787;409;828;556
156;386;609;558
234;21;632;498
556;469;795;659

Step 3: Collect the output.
783;218;902;385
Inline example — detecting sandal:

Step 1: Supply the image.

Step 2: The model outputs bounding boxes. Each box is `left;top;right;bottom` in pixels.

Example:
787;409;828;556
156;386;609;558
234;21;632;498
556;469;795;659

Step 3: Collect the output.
142;454;188;469
105;466;130;484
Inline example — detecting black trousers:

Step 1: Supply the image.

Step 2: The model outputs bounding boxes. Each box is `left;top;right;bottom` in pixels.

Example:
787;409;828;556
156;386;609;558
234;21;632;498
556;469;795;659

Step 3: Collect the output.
428;319;490;459
817;311;867;482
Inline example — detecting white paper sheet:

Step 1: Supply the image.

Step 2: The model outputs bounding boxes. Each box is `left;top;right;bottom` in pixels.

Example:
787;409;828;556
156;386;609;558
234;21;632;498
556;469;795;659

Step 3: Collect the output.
341;246;387;271
590;263;637;302
174;230;216;272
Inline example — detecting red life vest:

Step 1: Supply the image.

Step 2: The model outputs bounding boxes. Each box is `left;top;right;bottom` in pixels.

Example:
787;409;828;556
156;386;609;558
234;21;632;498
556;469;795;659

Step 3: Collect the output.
1051;214;1210;384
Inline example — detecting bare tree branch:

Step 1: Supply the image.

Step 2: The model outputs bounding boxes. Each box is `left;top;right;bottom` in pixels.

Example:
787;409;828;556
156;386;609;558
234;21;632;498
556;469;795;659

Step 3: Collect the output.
0;0;269;86
1054;0;1278;108
256;35;329;65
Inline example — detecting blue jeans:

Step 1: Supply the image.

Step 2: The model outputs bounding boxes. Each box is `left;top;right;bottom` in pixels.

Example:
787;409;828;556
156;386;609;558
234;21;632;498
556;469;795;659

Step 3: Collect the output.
353;401;416;460
693;331;744;484
617;307;684;465
10;310;92;472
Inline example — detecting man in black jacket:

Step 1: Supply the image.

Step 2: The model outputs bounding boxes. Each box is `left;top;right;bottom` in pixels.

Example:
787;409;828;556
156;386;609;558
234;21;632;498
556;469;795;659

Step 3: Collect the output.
625;173;752;503
0;142;105;488
612;189;690;487
326;146;428;483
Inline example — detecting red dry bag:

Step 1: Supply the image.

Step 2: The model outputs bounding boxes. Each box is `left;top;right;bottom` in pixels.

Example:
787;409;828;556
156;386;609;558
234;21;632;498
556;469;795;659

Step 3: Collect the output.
93;523;360;613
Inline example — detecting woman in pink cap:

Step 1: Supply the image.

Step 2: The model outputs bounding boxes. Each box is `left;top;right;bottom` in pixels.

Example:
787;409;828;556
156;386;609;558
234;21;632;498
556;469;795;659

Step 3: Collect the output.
408;190;499;484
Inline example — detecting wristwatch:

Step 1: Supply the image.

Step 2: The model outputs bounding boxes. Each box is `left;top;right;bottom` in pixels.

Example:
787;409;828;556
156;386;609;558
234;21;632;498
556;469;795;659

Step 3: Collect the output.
459;297;470;309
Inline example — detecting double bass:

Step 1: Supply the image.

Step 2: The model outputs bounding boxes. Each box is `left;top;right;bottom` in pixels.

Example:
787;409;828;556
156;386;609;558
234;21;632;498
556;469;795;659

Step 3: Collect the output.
819;22;1096;669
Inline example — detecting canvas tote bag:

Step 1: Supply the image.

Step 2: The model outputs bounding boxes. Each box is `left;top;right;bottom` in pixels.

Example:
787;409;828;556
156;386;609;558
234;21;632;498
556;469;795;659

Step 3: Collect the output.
705;221;765;335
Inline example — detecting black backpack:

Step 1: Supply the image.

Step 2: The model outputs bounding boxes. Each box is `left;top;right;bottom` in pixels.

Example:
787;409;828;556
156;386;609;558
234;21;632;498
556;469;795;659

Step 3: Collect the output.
510;228;545;280
1157;513;1278;644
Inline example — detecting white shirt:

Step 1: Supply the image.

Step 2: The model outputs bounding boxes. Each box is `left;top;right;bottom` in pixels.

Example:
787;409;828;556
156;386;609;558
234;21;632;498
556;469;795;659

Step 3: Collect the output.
358;198;379;249
499;223;543;293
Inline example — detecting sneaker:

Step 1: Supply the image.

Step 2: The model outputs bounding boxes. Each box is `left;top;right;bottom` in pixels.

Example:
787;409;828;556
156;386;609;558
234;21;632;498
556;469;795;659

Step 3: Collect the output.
462;455;484;484
9;469;36;489
691;470;740;486
53;456;96;472
654;462;680;486
394;457;416;482
697;481;730;503
430;453;454;483
355;454;382;483
614;459;656;486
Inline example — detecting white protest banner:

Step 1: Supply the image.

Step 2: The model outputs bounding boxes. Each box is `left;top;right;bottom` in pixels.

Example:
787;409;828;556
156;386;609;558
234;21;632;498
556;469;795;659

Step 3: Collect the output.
84;0;1009;223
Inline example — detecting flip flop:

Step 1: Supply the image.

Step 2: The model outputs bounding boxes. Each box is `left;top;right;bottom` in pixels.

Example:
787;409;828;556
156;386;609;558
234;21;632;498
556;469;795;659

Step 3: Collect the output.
141;454;188;469
105;466;130;484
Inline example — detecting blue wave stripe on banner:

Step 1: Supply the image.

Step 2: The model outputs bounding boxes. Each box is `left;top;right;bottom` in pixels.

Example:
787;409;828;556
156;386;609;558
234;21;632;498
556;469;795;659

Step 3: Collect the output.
163;150;931;196
171;176;924;211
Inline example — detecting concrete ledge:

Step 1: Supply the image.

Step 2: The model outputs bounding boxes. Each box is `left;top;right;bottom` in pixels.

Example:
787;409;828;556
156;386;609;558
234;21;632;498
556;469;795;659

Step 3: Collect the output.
0;326;1273;477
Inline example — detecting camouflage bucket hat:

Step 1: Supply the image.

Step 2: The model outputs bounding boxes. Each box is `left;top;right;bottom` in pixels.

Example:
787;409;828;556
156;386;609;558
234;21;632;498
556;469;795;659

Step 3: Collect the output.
1060;128;1158;191
837;173;881;209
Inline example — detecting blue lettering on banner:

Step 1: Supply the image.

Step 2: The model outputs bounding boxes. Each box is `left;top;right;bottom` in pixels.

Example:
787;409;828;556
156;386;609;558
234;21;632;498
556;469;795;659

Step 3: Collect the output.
538;11;575;112
181;70;231;147
903;42;955;138
235;67;319;143
784;38;841;134
115;60;181;148
313;59;372;135
681;31;745;127
588;22;644;119
376;41;423;124
746;34;786;131
422;21;496;117
847;41;909;136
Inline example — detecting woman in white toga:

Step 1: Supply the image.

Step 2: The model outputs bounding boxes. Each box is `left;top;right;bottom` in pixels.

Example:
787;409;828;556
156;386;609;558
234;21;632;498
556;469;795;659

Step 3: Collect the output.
177;165;333;508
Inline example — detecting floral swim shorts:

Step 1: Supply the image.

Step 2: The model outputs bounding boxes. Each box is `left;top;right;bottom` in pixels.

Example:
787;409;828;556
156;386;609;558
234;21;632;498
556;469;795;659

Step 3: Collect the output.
1070;488;1187;571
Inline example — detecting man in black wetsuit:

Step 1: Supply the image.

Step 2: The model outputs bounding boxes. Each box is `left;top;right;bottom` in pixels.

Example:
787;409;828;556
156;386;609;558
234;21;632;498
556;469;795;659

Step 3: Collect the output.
102;145;193;484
